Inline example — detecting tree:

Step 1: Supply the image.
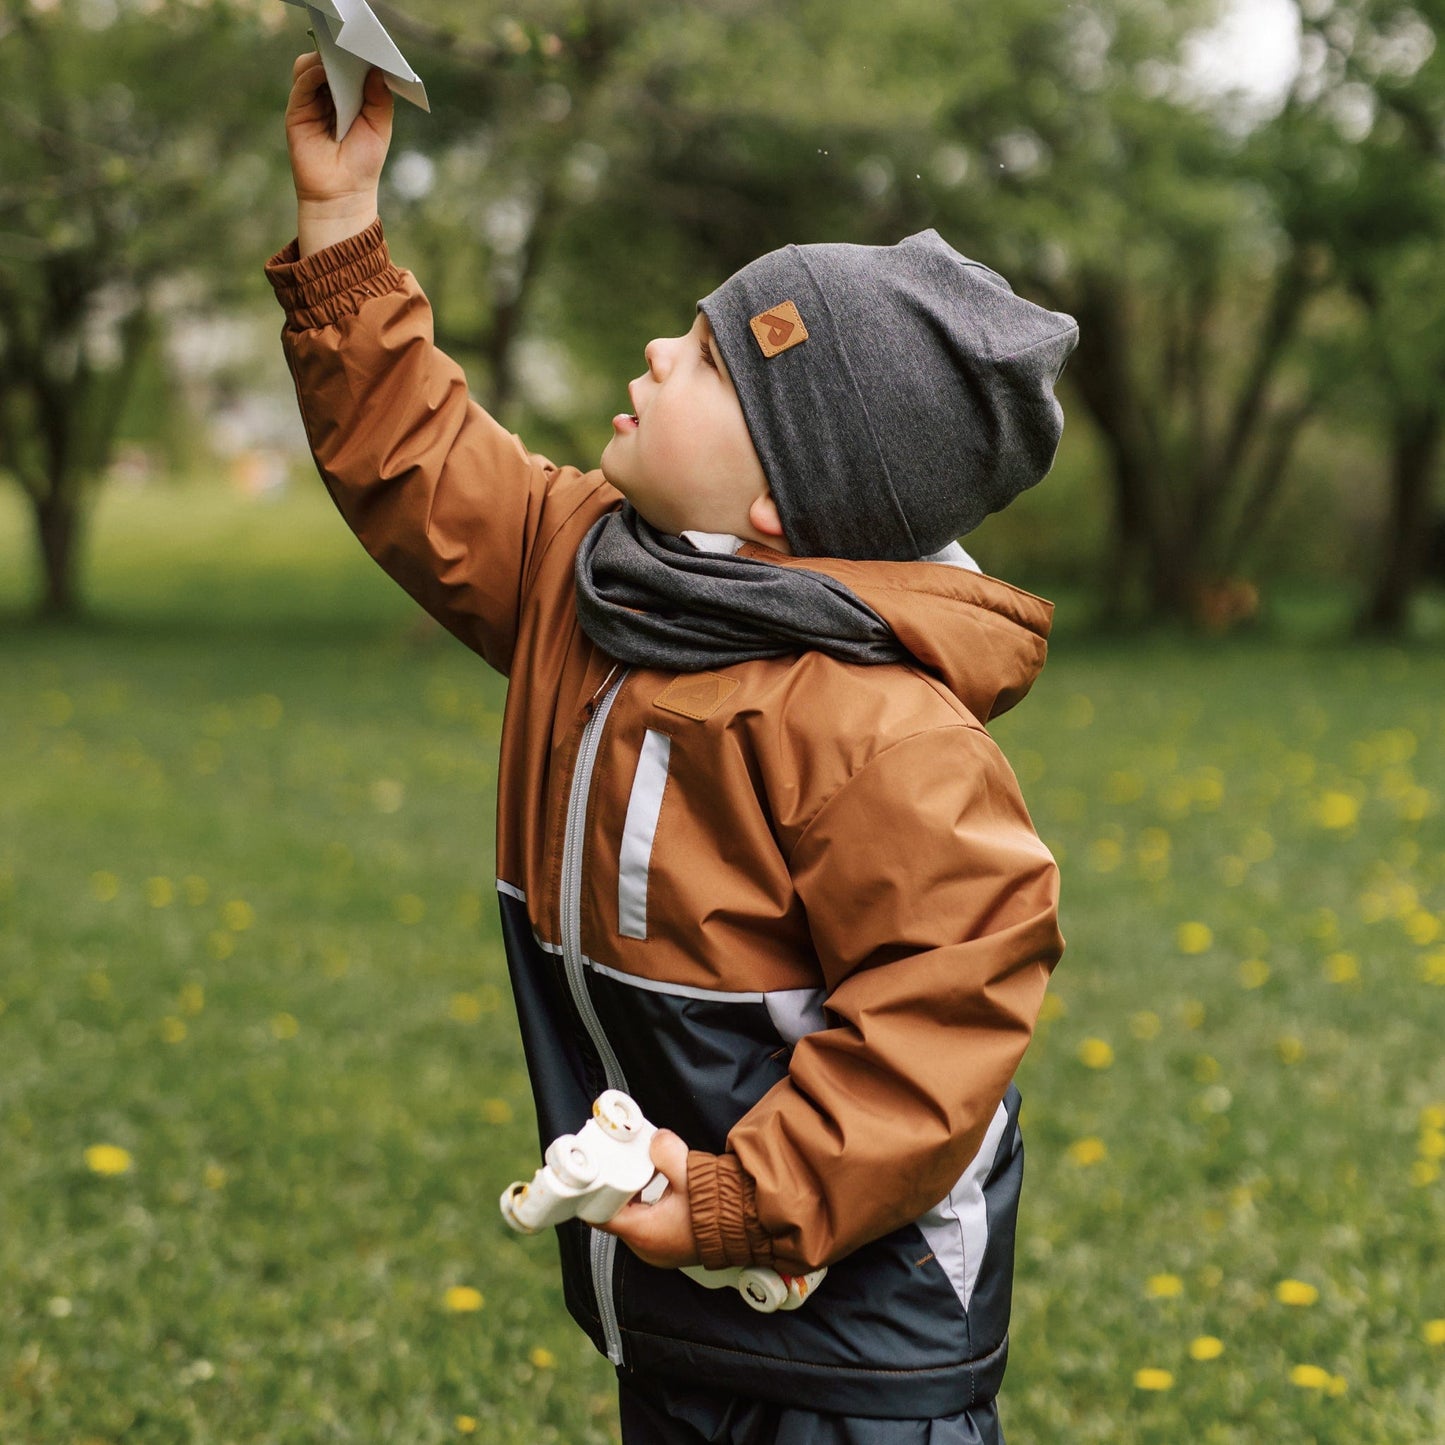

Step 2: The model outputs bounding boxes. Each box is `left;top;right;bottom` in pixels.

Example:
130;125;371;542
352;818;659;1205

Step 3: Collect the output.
1274;0;1445;634
0;0;295;618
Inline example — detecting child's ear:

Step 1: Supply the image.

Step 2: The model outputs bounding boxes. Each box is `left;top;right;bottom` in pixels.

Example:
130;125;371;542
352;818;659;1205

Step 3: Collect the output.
748;492;787;543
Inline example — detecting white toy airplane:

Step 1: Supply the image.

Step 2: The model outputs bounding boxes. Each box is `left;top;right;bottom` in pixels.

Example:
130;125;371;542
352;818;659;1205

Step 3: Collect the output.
281;0;430;139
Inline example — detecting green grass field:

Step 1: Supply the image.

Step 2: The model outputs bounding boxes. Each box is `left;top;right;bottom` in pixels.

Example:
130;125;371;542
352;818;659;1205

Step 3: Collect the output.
2;482;1444;1443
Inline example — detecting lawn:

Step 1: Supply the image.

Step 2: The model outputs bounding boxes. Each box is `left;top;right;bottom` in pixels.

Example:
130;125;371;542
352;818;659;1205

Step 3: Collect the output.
1;481;1443;1443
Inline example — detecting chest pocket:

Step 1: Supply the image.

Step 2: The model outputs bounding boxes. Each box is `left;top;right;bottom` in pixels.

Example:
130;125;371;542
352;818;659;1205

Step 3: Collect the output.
618;729;672;940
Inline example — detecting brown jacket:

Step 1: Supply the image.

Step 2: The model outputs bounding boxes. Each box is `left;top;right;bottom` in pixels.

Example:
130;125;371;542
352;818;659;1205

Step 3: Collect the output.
267;219;1063;1405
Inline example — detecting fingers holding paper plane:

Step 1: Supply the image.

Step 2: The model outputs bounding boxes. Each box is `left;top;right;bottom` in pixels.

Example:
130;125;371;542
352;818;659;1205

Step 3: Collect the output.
286;54;393;192
286;55;392;253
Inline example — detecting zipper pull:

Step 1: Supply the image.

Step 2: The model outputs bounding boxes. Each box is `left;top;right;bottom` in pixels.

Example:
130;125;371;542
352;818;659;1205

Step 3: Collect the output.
585;663;620;716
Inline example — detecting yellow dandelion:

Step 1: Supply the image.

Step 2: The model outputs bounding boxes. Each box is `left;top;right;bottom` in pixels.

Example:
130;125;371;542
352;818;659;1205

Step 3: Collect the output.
1418;1129;1445;1161
1177;921;1214;954
1324;951;1359;985
1410;1160;1439;1187
1327;1374;1348;1396
1276;1279;1320;1306
1419;951;1445;986
1237;959;1270;989
1037;993;1067;1023
1145;1273;1184;1299
178;983;205;1016
160;1016;187;1044
1358;890;1390;923
370;778;405;814
1129;1010;1161;1040
1133;1368;1174;1391
1218;856;1248;887
529;1347;556;1369
1315;792;1359;830
1283;751;1316;785
449;993;484;1024
203;1163;228;1190
40;689;73;726
269;1013;299;1041
393;893;426;924
1189;1335;1225;1361
1289;1363;1332;1390
1087;838;1122;873
1158;779;1194;818
482;1098;514;1126
1277;1035;1305;1065
1421;1105;1445;1132
1104;770;1144;803
1194;1055;1220;1083
1191;769;1224;809
1067;1137;1107;1167
1077;1038;1115;1070
145;876;174;908
1422;1319;1445;1346
84;1144;133;1176
1398;786;1434;822
89;871;120;902
455;1415;478;1434
1405;911;1442;946
1182;999;1207;1030
221;900;255;932
444;1286;484;1313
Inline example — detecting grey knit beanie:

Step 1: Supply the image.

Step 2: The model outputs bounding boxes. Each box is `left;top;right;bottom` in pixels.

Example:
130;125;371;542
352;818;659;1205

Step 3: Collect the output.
698;230;1079;561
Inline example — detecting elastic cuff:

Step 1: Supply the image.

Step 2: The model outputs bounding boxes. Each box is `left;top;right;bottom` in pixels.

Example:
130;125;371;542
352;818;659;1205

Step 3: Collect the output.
687;1151;775;1270
263;217;403;331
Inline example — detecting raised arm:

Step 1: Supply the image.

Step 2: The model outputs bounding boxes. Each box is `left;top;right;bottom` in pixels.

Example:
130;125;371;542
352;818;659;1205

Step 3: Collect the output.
269;54;616;672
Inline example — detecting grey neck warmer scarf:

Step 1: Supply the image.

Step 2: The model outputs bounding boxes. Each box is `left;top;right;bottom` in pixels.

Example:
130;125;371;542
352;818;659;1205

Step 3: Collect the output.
574;505;910;672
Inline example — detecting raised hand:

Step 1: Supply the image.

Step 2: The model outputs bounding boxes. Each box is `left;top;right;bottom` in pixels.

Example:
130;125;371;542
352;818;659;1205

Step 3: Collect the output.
284;52;394;256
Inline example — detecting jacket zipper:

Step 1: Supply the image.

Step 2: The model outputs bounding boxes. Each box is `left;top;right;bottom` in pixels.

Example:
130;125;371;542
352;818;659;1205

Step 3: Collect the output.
561;668;629;1365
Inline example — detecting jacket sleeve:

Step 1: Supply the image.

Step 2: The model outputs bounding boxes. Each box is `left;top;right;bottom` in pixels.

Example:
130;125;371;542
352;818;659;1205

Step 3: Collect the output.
264;219;616;675
687;723;1063;1274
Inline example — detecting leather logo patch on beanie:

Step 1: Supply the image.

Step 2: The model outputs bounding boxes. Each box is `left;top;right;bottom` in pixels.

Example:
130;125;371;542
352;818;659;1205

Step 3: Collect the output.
748;301;808;359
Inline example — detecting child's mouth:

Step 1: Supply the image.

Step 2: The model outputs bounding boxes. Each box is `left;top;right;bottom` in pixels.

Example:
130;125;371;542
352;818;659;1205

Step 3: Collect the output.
612;412;640;432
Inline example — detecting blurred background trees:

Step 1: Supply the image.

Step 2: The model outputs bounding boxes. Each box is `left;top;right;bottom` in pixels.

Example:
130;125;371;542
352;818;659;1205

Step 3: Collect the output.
1;0;1441;632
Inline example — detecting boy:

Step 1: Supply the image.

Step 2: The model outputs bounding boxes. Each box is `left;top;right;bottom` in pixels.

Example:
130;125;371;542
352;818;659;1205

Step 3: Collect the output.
270;54;1075;1444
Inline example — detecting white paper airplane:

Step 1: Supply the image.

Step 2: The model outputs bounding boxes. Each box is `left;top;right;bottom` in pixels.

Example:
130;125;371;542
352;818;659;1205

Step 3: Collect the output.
282;0;430;139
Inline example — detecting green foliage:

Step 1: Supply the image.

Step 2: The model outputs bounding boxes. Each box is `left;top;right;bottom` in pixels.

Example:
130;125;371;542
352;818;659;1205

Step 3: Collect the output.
0;0;301;613
2;484;1445;1441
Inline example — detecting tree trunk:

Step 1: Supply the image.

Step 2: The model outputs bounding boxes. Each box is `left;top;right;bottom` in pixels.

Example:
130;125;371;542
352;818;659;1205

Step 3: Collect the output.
32;485;82;620
1358;401;1442;636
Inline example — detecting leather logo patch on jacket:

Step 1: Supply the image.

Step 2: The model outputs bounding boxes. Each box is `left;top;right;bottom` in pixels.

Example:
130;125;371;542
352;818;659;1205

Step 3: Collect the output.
749;301;808;359
655;673;739;720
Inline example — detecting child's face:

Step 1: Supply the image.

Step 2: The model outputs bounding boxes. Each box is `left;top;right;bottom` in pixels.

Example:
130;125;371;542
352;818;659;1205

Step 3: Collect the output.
600;313;778;543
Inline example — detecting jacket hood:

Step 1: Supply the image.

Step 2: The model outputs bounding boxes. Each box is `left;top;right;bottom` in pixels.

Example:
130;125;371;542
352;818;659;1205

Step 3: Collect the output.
738;545;1052;723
